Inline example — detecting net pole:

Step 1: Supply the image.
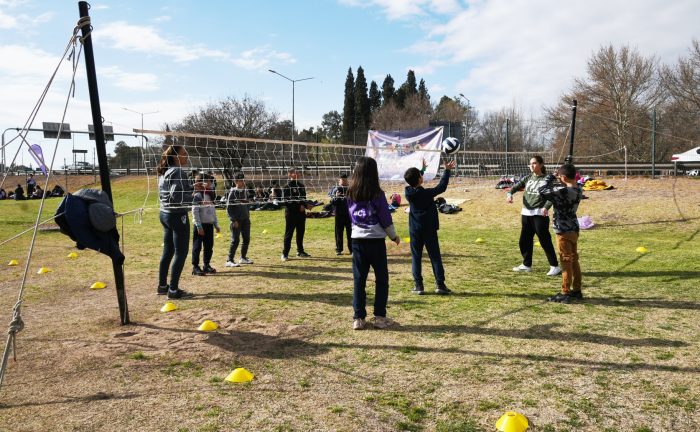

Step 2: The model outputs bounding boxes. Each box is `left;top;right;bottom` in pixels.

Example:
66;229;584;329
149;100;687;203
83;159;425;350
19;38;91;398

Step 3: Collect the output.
78;1;129;325
565;99;577;164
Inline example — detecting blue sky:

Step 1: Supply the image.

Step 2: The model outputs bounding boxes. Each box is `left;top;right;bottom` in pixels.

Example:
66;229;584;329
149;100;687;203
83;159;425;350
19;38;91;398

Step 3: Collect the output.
1;0;698;167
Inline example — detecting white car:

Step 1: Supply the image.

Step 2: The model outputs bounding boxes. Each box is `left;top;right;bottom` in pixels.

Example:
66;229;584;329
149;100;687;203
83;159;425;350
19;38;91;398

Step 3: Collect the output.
671;146;700;162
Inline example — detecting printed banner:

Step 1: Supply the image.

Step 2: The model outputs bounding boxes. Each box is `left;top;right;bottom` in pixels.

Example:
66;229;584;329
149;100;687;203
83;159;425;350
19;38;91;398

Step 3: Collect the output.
365;127;443;181
29;144;48;175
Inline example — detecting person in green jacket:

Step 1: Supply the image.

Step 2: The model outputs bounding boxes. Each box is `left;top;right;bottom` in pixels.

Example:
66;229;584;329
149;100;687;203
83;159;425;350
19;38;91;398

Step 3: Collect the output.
506;156;561;276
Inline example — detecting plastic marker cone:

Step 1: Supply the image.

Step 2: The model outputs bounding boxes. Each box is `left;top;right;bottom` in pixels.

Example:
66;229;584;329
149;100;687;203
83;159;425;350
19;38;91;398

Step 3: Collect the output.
160;302;178;313
534;241;541;247
475;238;485;243
496;411;529;432
636;246;649;253
403;237;411;243
8;259;18;266
225;367;254;383
90;281;107;290
37;267;51;274
67;252;78;259
198;320;219;332
215;232;221;239
262;229;268;234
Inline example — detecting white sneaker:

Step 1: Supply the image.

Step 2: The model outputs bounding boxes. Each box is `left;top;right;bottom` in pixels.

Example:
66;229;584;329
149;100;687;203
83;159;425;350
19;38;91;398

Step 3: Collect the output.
512;264;532;272
281;254;289;262
371;316;396;329
547;266;562;276
353;318;366;330
225;260;240;268
239;257;254;265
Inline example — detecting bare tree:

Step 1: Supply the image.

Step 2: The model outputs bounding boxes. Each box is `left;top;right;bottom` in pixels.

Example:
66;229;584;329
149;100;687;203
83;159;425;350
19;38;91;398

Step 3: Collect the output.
662;39;700;113
371;94;431;131
547;45;665;162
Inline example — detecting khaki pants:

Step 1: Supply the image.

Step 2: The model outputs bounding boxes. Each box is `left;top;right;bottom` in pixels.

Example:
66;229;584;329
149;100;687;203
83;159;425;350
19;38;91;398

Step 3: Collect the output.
556;232;581;294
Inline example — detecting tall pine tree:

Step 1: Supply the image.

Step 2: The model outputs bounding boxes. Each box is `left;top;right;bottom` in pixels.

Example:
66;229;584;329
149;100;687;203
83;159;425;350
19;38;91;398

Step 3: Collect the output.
381;74;395;106
406;70;418;95
354;66;370;133
341;67;355;144
369;81;382;115
418;78;430;102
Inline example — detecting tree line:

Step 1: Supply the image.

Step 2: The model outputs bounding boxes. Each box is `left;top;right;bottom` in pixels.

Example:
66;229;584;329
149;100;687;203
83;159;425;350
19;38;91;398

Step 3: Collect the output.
131;40;700;166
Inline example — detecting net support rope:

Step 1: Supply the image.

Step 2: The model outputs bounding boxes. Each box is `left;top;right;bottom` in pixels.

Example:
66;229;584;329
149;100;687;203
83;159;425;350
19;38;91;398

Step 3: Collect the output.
0;17;90;392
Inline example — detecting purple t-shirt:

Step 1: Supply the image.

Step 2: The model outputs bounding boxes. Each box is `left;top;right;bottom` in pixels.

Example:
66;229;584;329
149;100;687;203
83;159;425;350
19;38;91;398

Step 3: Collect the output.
347;194;396;240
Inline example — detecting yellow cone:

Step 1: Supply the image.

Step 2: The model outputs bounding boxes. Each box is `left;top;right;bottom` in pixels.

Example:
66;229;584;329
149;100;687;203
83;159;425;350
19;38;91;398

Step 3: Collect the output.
160;302;178;313
636;246;649;253
496;411;529;432
37;267;51;274
67;252;78;259
90;281;106;290
534;241;541;247
262;229;268;234
475;238;485;243
8;259;19;266
198;320;219;332
403;237;411;243
225;367;254;383
215;233;221;239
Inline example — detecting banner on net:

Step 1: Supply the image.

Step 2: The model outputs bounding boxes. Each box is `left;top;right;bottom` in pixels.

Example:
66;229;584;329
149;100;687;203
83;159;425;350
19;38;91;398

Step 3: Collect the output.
365;127;443;181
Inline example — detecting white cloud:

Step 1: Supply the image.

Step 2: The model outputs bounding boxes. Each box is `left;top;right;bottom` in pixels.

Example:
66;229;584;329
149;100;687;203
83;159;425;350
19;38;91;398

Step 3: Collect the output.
97;21;229;62
404;0;700;113
339;0;460;20
429;83;446;94
232;46;296;70
0;10;17;28
99;66;159;92
0;2;52;29
153;15;171;23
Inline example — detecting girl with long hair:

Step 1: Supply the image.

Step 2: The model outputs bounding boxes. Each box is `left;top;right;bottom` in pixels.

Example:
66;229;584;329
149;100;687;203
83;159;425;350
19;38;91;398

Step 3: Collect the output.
157;144;195;299
347;156;400;330
506;155;560;276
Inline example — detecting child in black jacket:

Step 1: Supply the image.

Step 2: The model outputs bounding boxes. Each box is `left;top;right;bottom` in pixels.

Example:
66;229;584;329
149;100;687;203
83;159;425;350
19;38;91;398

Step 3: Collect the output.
330;173;351;255
404;159;456;295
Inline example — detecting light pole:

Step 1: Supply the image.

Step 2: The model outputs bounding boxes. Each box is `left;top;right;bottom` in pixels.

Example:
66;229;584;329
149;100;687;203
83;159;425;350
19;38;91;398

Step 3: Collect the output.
458;93;471;145
268;69;313;164
122;107;158;174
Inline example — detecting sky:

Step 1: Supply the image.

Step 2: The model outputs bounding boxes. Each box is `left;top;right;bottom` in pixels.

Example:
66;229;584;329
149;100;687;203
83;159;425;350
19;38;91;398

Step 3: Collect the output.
1;0;698;168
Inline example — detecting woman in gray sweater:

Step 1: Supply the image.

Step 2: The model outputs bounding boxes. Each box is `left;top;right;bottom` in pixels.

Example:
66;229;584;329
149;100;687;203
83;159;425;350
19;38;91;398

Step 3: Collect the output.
157;145;194;299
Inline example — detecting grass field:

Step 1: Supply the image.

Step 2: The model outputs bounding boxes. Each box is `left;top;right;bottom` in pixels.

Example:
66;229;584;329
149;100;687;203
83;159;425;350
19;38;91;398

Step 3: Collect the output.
0;175;698;432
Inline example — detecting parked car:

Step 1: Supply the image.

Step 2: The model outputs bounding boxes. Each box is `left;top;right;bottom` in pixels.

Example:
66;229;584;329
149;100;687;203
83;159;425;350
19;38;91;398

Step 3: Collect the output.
62;161;95;171
688;169;699;176
671;146;700;162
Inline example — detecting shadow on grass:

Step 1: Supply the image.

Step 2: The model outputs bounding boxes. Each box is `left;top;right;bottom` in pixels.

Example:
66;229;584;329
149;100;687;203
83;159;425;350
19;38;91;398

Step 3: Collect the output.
202;270;351;281
196;291;423;307
322;342;700;374
585;270;700;281
448;291;700;310
596;216;700;228
0;391;141;409
392;323;687;347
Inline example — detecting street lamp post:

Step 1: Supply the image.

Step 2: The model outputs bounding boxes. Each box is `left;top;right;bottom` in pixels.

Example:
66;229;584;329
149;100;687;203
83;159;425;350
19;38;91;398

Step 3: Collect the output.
268;70;313;165
122;107;158;174
457;94;472;174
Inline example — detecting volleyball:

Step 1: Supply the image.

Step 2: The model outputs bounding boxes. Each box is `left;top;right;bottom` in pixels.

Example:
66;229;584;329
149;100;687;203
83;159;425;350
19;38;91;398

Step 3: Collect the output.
441;137;460;154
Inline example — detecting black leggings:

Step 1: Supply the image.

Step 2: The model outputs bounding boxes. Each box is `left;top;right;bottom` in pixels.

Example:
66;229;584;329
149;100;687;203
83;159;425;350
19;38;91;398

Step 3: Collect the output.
519;214;558;267
159;212;190;290
192;223;214;266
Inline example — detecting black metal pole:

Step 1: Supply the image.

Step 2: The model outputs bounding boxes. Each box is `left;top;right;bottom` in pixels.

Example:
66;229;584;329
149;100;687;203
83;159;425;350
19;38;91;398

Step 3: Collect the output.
78;1;129;325
505;118;509;175
651;108;656;179
566;99;577;164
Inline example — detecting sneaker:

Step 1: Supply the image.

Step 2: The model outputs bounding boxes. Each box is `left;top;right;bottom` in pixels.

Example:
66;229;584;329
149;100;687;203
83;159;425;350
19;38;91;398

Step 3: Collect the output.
225;260;240;268
336;251;342;256
239;257;254;265
353;318;366;330
168;288;194;299
547;292;571;303
281;254;289;262
412;283;425;295
203;265;217;274
435;284;452;295
297;251;311;258
192;265;205;276
157;284;169;295
371;316;395;329
513;264;532;272
568;290;583;300
546;266;562;276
